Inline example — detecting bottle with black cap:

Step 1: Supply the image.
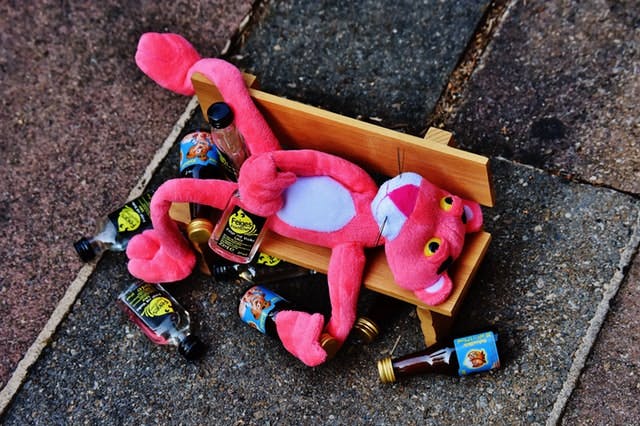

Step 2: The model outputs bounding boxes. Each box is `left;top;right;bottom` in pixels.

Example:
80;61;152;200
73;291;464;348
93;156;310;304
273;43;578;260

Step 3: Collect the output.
206;101;250;181
73;191;153;262
117;281;206;360
238;285;340;360
212;253;316;284
178;113;227;245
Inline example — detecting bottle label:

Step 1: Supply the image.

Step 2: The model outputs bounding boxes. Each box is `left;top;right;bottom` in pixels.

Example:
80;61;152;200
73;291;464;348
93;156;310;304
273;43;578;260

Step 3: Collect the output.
120;283;176;333
238;286;284;334
256;253;282;267
454;331;500;376
107;192;153;239
216;205;267;259
179;131;219;173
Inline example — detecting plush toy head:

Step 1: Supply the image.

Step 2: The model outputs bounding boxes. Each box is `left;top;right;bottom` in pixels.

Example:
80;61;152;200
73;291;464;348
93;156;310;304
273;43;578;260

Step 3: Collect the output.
372;172;483;305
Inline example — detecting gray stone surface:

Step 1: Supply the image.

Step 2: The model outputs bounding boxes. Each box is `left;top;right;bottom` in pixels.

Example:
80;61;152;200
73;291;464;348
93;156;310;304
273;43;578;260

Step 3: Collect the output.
236;0;491;135
0;0;253;388
2;145;639;424
447;0;640;194
2;0;640;424
561;255;640;425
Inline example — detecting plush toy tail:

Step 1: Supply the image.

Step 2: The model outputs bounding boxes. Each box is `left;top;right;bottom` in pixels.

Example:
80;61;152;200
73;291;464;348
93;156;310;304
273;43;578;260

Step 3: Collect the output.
135;33;201;96
135;32;281;155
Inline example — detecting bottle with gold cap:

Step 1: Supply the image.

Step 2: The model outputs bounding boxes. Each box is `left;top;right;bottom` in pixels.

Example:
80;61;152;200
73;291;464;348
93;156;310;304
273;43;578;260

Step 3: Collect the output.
178;116;227;244
238;285;340;360
348;293;409;345
377;331;500;383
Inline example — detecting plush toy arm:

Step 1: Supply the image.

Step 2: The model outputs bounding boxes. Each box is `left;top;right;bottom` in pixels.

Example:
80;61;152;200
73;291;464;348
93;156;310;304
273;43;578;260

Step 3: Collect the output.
237;153;298;216
126;178;237;283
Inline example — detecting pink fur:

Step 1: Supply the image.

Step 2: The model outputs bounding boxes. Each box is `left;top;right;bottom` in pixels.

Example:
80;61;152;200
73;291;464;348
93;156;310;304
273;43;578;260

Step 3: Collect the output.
128;33;483;367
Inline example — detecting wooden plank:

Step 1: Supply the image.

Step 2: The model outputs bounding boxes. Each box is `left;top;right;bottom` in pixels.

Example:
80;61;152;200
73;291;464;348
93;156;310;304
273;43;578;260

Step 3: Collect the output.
191;72;495;207
260;230;492;317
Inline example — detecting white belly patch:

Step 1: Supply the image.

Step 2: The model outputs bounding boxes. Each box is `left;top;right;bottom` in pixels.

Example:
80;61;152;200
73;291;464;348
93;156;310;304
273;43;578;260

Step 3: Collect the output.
277;176;356;232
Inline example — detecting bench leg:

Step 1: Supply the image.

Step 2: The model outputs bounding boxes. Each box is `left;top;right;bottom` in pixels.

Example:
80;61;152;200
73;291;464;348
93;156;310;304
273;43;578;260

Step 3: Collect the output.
416;307;454;347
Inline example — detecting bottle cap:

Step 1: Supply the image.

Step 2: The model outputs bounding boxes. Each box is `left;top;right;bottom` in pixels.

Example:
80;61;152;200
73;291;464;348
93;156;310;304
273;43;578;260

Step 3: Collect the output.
352;316;380;344
211;264;235;281
73;237;96;262
178;335;206;360
319;333;341;361
377;356;396;383
207;102;234;129
187;218;214;244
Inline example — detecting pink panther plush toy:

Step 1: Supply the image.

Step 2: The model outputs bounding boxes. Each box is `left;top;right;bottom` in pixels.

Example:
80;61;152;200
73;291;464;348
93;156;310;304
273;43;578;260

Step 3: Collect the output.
127;33;483;366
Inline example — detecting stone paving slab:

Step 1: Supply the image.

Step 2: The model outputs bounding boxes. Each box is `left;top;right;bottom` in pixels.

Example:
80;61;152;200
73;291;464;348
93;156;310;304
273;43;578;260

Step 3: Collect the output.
561;255;640;425
0;0;253;389
236;0;491;136
447;0;640;194
2;144;638;424
446;1;640;422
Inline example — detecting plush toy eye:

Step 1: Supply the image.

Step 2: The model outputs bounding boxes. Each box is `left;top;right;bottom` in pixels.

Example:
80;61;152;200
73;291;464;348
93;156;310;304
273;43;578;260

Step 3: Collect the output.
424;237;442;257
440;196;454;211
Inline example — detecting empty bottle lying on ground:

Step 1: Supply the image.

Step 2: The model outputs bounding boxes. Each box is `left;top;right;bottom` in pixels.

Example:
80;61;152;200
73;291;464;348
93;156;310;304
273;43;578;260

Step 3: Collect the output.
73;191;153;262
117;281;206;360
211;253;316;284
377;330;500;383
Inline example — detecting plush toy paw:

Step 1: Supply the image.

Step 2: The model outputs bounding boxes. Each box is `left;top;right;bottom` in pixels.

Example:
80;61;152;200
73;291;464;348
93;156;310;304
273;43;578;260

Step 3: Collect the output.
274;311;327;367
238;153;297;216
126;230;196;283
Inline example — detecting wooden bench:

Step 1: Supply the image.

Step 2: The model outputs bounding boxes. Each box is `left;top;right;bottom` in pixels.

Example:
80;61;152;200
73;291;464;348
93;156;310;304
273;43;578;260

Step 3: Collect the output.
182;72;494;347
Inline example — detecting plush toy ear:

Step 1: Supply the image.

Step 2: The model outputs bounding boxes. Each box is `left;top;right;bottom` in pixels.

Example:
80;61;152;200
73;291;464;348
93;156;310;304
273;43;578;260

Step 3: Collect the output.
371;172;423;241
462;200;483;233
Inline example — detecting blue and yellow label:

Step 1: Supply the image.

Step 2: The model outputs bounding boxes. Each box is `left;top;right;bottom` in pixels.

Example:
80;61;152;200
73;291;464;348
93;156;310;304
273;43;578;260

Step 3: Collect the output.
238;286;284;334
179;131;219;172
454;331;500;376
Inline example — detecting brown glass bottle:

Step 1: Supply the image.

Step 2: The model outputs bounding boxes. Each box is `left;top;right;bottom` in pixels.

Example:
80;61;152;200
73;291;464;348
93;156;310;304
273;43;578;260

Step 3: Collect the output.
238;285;339;360
178;120;227;244
377;331;500;383
348;293;409;345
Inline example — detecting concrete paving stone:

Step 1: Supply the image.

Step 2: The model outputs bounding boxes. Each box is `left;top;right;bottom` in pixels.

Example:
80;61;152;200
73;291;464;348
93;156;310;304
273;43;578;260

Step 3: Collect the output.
447;0;640;194
0;0;253;388
561;254;640;425
2;148;638;424
234;0;491;136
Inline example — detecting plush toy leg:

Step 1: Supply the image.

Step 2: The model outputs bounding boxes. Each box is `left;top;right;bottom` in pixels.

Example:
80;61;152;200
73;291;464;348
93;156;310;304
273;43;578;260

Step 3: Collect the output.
324;243;366;342
272;244;365;366
127;178;237;283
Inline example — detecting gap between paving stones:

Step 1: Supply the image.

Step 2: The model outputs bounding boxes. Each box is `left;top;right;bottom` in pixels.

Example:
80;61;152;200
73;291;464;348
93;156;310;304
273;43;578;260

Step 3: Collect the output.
0;97;200;416
548;208;640;425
